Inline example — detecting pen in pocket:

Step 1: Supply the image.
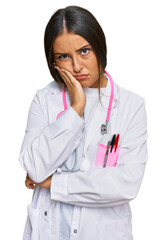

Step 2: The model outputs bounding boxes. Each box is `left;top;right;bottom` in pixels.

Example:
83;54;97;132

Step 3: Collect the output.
114;134;120;152
103;141;111;168
110;134;116;153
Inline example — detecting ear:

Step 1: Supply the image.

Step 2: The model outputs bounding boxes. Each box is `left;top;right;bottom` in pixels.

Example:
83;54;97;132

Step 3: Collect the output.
53;61;56;67
53;62;59;70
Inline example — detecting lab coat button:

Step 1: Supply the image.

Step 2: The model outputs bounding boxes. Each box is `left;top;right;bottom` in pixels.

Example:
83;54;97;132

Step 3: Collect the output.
44;211;47;216
74;229;77;234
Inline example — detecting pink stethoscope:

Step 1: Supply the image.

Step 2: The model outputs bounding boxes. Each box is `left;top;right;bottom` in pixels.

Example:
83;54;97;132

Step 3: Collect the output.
56;71;114;173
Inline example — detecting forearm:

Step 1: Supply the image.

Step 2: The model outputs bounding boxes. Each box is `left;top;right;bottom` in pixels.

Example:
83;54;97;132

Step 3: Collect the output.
50;150;147;208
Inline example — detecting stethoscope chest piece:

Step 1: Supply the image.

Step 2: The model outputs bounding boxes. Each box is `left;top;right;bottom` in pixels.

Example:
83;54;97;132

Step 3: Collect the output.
101;123;107;135
101;121;111;135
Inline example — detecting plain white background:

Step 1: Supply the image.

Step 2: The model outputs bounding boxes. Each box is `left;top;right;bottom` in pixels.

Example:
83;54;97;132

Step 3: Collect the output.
0;0;167;239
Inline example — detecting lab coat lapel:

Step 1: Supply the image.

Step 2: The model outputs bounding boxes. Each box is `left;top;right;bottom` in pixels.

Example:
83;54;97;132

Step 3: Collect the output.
83;79;112;154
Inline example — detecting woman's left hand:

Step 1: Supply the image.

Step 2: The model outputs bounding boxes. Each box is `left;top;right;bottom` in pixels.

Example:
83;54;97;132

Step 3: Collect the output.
25;174;52;190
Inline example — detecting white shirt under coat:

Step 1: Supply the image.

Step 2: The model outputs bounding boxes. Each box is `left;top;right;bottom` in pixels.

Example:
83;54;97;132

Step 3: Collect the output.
59;86;106;240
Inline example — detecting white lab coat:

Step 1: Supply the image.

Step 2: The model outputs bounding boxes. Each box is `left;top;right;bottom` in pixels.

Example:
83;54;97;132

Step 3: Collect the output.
19;77;148;240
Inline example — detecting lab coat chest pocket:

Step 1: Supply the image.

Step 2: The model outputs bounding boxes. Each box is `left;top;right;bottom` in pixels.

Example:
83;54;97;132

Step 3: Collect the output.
95;134;120;167
95;143;120;167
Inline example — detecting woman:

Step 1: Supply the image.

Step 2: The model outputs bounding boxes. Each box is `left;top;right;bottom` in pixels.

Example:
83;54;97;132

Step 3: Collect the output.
19;5;148;240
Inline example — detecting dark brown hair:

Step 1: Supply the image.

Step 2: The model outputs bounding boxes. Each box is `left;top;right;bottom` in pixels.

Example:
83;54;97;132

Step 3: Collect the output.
44;5;107;87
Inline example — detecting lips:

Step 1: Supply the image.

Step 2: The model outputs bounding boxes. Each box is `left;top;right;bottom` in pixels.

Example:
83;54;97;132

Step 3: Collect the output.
74;74;88;80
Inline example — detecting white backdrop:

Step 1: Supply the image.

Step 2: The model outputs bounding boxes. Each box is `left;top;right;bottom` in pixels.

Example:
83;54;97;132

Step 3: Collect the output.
0;0;167;239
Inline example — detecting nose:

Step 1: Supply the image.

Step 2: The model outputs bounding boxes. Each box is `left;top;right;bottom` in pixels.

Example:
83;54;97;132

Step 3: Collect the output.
72;56;83;73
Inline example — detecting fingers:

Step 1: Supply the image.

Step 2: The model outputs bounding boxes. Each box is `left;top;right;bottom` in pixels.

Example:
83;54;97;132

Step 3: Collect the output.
54;66;86;116
25;174;35;190
25;179;35;189
55;66;75;87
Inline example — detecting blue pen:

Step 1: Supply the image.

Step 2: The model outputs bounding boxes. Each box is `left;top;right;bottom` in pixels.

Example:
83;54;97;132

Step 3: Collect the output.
110;134;116;153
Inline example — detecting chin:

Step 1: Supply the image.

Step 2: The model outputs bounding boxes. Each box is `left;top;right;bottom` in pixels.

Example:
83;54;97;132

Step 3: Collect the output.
80;82;88;88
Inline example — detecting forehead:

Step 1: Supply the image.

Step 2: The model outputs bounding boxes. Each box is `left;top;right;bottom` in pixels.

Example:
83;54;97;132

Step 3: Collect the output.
53;32;89;52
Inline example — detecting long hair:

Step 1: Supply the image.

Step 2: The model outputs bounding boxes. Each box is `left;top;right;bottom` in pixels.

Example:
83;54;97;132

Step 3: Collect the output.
44;5;107;88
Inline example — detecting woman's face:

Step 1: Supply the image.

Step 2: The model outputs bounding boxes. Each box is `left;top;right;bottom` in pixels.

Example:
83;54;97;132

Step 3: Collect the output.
52;32;107;88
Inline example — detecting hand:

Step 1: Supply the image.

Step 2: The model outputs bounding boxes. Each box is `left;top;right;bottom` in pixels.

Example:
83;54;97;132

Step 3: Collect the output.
25;173;52;190
55;66;86;117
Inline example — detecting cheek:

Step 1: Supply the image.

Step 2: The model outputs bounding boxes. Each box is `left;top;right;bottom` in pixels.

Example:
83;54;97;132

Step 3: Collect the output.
90;62;99;79
55;61;71;70
88;55;99;72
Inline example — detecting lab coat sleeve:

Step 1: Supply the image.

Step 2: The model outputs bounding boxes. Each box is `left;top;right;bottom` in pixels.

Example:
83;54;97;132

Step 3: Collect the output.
50;99;148;208
18;90;85;183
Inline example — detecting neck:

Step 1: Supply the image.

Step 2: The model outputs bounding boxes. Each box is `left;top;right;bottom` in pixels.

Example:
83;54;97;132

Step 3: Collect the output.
89;72;108;88
100;73;108;88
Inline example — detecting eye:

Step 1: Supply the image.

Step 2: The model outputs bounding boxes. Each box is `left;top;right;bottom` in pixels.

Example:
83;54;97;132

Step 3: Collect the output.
58;54;69;59
81;48;91;56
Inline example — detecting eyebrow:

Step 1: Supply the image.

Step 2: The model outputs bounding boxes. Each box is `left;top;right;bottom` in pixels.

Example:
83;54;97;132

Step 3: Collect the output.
53;44;91;55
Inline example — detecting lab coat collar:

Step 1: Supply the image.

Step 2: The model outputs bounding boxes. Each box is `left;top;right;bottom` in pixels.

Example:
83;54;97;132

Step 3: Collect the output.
45;81;64;95
46;77;119;109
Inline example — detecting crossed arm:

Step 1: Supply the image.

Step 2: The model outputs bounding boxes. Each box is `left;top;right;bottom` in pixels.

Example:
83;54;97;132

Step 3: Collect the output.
23;68;86;190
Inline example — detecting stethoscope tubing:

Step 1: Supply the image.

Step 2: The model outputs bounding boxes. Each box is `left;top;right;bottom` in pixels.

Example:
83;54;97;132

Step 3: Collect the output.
56;71;114;173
